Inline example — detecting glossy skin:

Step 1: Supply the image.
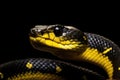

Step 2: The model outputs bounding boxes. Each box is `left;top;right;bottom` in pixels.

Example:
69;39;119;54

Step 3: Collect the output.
29;24;120;79
0;58;106;80
0;24;119;80
85;33;120;79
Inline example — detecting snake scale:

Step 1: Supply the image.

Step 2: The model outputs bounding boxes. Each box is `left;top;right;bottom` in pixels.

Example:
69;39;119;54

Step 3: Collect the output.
0;24;120;80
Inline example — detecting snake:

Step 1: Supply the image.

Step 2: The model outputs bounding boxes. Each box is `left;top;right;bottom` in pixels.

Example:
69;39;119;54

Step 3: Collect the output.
0;24;120;80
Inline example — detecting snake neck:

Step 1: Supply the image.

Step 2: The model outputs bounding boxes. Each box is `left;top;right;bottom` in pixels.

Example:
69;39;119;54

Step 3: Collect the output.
51;47;113;80
71;47;114;80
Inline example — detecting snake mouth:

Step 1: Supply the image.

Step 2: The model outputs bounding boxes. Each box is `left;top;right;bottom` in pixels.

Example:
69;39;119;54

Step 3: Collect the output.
29;37;56;53
29;34;85;51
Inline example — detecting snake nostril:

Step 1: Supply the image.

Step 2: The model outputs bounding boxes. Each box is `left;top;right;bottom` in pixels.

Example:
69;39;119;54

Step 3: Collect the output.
29;28;38;37
31;28;36;34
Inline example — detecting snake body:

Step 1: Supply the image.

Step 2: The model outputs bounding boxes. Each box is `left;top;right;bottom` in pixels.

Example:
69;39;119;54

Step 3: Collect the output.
0;24;120;80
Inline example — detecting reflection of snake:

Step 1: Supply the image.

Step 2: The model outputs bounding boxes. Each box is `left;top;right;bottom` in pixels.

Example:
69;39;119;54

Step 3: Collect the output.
0;24;120;80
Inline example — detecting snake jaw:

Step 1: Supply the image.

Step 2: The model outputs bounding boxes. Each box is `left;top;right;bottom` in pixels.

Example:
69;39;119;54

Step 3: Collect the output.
29;36;87;55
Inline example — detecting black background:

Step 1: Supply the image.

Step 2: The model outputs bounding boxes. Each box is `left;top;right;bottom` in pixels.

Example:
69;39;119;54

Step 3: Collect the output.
0;4;120;65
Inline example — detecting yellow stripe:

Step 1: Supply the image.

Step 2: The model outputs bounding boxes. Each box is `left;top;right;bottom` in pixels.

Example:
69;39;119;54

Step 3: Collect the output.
7;72;64;80
30;36;81;50
74;48;113;80
103;47;112;54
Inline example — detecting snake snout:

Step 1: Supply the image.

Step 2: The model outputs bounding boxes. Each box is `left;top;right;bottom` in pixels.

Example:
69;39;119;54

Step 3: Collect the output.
29;28;38;37
29;28;43;37
30;25;48;37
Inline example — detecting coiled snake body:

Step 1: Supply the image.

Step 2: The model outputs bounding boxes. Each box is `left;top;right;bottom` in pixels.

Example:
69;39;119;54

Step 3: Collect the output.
0;24;120;80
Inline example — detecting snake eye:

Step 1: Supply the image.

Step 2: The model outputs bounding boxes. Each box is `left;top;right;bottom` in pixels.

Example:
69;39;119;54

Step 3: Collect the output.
53;25;64;37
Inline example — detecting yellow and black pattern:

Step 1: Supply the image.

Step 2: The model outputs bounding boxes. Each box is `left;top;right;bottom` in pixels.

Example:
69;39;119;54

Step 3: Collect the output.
29;24;120;80
0;58;105;80
0;24;120;80
85;33;120;79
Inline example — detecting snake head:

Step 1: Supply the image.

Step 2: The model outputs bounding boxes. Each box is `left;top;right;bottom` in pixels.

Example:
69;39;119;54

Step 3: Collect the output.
29;24;88;58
